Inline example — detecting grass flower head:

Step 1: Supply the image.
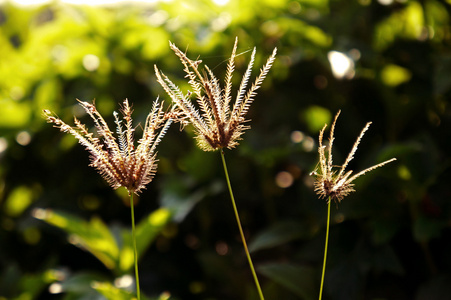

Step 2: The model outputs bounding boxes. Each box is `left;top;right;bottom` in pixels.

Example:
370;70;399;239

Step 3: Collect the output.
44;98;173;195
154;38;277;151
311;110;396;203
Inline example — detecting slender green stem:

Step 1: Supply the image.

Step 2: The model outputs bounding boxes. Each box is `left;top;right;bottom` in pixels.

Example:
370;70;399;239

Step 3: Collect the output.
129;192;141;300
220;150;265;300
319;197;331;300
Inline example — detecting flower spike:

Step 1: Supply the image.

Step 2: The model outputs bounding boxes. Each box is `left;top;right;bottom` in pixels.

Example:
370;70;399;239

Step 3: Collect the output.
311;110;396;203
154;37;277;151
44;98;173;194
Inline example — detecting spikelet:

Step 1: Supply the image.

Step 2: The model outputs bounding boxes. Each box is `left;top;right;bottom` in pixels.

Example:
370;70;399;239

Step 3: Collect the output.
44;98;173;194
311;110;396;203
154;37;277;151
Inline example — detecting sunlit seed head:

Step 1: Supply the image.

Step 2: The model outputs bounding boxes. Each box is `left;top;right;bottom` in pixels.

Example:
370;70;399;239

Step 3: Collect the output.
311;110;396;203
154;38;277;152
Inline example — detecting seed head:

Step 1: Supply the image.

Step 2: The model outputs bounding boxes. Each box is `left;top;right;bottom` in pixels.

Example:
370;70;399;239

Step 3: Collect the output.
311;110;396;203
44;98;173;194
154;37;277;151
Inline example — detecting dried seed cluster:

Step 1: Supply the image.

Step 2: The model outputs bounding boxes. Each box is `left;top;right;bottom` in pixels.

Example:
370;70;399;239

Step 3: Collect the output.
311;110;396;203
44;99;173;194
154;38;277;151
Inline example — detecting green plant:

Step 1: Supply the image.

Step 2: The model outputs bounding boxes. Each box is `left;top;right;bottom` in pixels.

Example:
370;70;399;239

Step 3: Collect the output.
155;38;277;299
310;110;396;300
43;99;174;299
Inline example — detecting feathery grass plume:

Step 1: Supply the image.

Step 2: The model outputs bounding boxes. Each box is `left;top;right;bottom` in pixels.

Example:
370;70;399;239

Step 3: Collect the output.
155;38;276;300
44;98;173;300
154;37;277;151
44;98;173;194
311;110;396;300
311;110;396;203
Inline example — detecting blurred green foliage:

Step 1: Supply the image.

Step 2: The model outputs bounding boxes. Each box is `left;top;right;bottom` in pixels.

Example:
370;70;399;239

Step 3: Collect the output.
0;0;450;299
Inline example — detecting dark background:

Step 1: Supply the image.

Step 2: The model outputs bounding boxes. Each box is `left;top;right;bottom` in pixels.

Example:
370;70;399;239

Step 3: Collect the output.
1;0;450;299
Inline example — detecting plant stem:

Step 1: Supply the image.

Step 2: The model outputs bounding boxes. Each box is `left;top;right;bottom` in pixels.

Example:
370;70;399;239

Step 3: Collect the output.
319;197;331;300
129;192;141;300
220;150;264;300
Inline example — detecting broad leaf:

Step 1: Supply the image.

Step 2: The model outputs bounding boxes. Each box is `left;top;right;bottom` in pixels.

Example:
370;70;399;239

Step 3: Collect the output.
34;209;119;270
258;263;316;300
249;220;311;253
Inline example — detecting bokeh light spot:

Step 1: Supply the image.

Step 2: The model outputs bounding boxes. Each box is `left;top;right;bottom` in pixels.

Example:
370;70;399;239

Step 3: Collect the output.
114;274;134;289
215;241;229;255
291;130;304;143
212;0;229;5
83;54;100;72
275;171;294;188
49;283;63;294
327;51;355;79
16;131;31;146
0;138;8;154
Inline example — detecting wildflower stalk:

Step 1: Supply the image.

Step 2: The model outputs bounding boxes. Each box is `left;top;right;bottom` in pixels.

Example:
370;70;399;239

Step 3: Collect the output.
319;197;331;300
129;192;141;300
44;99;174;299
220;150;264;300
311;110;396;299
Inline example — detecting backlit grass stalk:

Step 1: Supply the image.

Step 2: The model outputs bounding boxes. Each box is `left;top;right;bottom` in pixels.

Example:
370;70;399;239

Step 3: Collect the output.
129;192;140;300
221;149;264;300
310;110;396;299
44;99;174;299
155;38;276;298
318;197;330;300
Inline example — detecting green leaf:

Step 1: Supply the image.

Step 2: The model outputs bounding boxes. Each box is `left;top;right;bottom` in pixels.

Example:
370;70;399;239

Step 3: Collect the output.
413;216;445;242
92;281;134;300
249;220;311;253
118;208;172;273
59;272;109;294
34;209;119;271
258;263;316;300
4;185;34;217
381;64;412;87
93;281;171;300
0;100;32;128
